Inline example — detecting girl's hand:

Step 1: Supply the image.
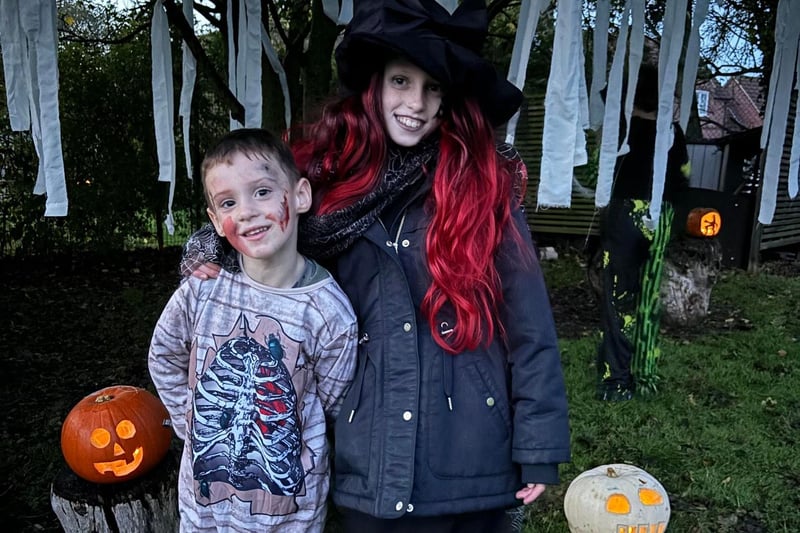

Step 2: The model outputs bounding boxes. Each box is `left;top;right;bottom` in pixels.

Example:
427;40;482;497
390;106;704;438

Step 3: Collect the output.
192;262;222;280
516;483;546;505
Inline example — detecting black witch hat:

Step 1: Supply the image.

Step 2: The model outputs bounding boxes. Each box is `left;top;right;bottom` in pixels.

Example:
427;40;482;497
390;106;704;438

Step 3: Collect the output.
335;0;523;126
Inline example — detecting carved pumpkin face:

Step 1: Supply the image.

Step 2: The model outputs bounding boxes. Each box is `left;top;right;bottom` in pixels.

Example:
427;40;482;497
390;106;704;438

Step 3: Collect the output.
686;207;722;237
61;385;172;484
564;464;670;533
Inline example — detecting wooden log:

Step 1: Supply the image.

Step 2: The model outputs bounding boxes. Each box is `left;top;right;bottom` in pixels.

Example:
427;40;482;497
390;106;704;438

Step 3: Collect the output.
51;450;179;533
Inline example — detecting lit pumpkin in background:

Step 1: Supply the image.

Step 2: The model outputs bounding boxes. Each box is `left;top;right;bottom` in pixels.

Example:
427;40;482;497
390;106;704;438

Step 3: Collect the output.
564;464;670;533
686;207;722;238
61;385;172;484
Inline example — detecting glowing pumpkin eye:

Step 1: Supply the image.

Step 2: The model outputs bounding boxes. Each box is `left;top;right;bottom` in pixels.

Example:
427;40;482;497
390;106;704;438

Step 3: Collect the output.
639;487;664;505
606;493;631;514
116;420;136;439
90;428;111;448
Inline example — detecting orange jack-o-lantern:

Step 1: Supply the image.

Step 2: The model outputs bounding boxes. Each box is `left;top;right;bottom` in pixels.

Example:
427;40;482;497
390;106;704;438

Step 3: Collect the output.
564;464;670;533
61;385;172;484
686;207;722;238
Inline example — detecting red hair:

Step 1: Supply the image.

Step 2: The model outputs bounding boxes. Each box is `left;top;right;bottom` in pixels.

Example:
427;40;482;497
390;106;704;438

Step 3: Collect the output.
294;75;529;354
293;74;388;213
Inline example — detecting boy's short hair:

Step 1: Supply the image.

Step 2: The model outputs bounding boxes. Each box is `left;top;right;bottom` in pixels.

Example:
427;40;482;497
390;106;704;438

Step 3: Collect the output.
201;128;300;205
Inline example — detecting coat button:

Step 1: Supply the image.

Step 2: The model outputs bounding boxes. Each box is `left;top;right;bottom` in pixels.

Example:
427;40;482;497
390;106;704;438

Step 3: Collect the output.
395;501;404;511
403;322;412;332
403;410;413;421
401;239;410;247
486;397;495;407
406;503;414;512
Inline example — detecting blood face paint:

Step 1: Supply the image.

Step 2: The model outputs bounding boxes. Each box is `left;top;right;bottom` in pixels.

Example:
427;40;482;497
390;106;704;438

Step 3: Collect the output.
223;217;243;251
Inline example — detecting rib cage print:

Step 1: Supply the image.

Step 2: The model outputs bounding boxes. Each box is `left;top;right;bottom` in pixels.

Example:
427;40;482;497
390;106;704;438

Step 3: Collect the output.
191;314;313;514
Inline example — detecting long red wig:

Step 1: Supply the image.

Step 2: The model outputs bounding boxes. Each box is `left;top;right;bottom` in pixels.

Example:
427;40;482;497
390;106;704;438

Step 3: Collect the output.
293;73;529;354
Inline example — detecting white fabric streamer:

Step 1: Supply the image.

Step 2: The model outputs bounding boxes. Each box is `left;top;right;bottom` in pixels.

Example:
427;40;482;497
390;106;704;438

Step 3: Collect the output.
595;0;631;208
758;0;800;223
337;0;353;26
321;0;354;25
0;0;31;131
242;0;262;127
151;1;176;234
504;0;548;145
538;0;586;208
618;0;644;157
647;0;687;229
179;0;197;181
260;23;291;132
12;0;68;216
227;0;239;129
588;0;610;130
321;0;339;23
679;0;710;131
788;37;800;199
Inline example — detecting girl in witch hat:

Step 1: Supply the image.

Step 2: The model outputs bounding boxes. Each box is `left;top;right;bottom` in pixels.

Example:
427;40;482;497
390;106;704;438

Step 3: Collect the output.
182;1;570;531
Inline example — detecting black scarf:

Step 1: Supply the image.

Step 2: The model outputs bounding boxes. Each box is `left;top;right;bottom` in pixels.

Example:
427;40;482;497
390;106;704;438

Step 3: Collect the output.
299;136;439;259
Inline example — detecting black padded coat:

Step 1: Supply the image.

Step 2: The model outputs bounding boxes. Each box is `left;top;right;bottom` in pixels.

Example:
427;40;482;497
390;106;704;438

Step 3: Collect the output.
329;171;571;519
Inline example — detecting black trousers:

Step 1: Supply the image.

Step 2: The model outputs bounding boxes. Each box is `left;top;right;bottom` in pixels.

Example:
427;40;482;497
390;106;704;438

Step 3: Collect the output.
596;198;653;391
339;507;516;533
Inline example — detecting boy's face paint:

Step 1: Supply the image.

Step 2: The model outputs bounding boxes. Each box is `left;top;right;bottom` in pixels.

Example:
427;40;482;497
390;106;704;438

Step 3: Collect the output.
205;152;310;265
381;58;444;147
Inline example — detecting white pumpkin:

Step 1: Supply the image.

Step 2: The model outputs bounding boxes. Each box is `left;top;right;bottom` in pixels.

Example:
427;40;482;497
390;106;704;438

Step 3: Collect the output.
564;463;670;533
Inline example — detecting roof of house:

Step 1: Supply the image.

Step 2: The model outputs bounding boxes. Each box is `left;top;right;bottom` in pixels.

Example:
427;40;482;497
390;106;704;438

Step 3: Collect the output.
696;75;764;140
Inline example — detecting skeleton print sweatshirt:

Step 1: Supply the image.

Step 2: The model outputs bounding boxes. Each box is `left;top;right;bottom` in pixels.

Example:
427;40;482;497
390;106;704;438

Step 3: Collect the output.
148;259;358;533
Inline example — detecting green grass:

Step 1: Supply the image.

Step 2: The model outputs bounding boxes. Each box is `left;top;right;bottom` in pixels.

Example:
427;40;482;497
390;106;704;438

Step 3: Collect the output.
524;261;800;532
3;248;796;532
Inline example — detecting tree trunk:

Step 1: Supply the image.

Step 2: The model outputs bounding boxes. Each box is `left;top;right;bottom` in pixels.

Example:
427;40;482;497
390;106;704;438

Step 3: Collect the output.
51;451;179;533
660;237;723;327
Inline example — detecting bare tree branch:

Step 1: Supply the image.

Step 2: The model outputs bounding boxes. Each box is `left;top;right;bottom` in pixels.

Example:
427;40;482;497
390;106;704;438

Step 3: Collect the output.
160;0;244;123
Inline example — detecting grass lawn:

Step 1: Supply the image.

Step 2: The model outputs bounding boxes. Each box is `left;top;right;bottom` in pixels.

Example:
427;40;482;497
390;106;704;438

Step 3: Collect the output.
523;250;800;532
1;246;797;532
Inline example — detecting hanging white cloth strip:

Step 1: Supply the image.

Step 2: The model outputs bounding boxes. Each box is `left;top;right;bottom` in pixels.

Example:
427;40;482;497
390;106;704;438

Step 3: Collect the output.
322;0;354;25
679;0;710;131
179;0;197;181
788;37;800;199
241;0;262;127
758;0;800;220
151;1;176;234
228;0;262;129
504;0;548;145
588;0;610;130
595;0;631;208
227;0;239;129
647;0;687;229
321;0;340;23
2;0;68;216
618;0;645;157
435;0;458;14
538;0;586;208
0;0;30;131
337;0;353;25
759;0;800;222
260;24;291;132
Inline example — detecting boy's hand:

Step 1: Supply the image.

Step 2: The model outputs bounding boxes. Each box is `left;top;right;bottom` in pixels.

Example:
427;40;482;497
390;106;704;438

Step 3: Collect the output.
516;483;546;505
192;262;222;280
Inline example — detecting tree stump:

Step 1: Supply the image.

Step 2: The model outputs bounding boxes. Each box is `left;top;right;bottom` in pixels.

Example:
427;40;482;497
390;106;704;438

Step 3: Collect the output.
660;236;722;327
585;236;723;328
51;450;179;533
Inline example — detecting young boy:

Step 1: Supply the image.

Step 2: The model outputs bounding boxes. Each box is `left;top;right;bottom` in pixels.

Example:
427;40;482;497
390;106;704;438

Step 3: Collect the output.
148;128;358;532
